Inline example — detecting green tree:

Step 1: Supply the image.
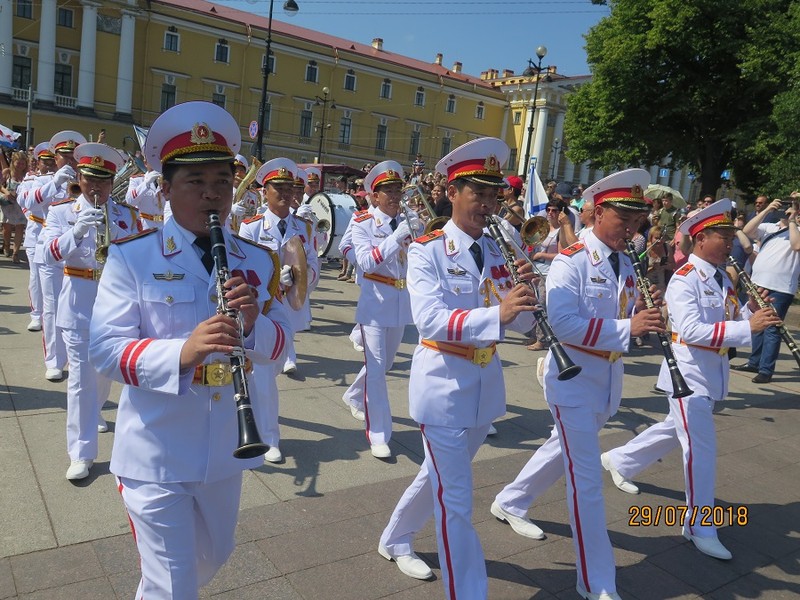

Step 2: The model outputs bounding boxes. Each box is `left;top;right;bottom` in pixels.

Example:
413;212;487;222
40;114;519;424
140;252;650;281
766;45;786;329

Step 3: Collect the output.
565;0;797;196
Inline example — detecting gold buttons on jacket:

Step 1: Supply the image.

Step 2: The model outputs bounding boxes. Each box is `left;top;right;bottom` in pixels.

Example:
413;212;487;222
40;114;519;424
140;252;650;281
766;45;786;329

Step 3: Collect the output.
212;393;221;402
165;295;174;304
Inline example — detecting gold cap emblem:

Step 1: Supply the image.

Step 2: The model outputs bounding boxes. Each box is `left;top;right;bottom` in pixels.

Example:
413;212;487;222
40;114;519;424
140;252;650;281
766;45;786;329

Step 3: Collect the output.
190;122;215;144
484;154;500;172
630;184;643;199
91;155;104;166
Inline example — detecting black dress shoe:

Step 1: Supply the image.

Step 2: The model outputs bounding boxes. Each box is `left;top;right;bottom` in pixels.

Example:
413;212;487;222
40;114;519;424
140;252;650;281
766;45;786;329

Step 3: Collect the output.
752;373;773;384
732;363;759;373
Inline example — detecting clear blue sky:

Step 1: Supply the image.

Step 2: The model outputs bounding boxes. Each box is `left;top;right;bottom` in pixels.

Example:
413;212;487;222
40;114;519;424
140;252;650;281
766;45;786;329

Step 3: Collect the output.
219;0;610;78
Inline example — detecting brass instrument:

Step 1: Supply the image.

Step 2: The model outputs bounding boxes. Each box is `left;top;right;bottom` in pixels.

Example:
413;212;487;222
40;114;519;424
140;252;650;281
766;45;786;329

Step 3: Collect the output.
402;184;448;234
207;211;270;459
519;216;551;247
484;215;582;381
68;180;82;198
111;154;147;203
728;256;800;369
399;197;422;238
625;238;693;397
93;193;112;265
282;236;309;311
232;157;262;230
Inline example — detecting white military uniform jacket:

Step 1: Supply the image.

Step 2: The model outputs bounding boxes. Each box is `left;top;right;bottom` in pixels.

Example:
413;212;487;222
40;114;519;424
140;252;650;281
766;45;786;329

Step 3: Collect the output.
544;231;638;414
41;196;140;330
351;207;413;327
407;220;535;428
89;218;290;483
658;254;752;400
127;174;166;229
18;173;63;253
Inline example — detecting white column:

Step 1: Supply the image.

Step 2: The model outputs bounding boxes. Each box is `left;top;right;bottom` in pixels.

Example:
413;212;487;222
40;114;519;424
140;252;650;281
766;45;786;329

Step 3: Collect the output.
578;161;590;185
669;167;682;191
562;157;575;183
550;111;565;180
77;1;100;110
0;0;13;96
114;10;136;115
681;177;692;201
649;165;659;181
532;106;549;173
36;0;57;103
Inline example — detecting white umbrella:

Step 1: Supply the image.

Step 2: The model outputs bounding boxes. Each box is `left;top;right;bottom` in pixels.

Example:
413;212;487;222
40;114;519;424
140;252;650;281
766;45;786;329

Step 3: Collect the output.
645;184;685;208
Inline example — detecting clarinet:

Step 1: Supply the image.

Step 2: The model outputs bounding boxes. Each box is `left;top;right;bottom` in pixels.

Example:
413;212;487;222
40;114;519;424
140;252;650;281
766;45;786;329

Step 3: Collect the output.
207;212;270;459
484;217;581;381
728;256;800;369
624;239;693;398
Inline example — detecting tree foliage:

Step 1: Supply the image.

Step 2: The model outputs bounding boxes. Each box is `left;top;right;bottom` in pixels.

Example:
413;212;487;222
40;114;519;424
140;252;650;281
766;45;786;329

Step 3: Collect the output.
565;0;800;196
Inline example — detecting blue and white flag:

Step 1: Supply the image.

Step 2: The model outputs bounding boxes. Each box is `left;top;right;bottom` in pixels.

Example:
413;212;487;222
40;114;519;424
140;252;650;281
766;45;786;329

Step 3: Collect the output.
0;124;21;149
523;159;548;218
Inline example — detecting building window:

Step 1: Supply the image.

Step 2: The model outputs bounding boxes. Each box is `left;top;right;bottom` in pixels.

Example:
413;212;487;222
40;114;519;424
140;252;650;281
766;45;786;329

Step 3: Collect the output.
300;109;313;138
214;40;229;64
164;31;180;52
414;87;425;107
262;52;275;75
375;123;387;152
54;64;72;97
509;148;518;171
212;92;226;108
475;101;485;120
16;0;32;18
344;69;356;92
380;79;392;99
12;56;32;89
445;95;456;113
513;111;522;125
161;84;176;112
441;135;452;157
409;130;421;158
339;116;352;145
305;60;318;83
57;8;73;27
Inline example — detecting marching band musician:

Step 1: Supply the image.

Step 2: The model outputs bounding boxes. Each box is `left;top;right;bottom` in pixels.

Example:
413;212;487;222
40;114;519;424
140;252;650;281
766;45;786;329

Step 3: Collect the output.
601;199;781;561
41;142;141;481
491;169;664;600
303;166;321;202
229;154;260;231
239;158;319;378
378;138;538;597
125;159;165;230
88;101;289;598
342;160;417;459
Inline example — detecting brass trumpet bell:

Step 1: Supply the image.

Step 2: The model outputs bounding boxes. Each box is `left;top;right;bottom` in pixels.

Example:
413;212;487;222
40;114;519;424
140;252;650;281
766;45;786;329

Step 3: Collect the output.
520;216;550;247
424;216;449;234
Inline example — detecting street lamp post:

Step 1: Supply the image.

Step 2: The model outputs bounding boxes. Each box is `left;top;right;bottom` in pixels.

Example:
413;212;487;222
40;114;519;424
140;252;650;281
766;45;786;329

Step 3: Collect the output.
550;138;562;180
521;45;547;177
254;0;299;161
314;86;335;164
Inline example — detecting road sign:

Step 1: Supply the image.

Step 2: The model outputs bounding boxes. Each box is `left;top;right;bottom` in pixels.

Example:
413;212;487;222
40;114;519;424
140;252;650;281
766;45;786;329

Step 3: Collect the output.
248;120;258;140
659;168;669;178
721;169;731;180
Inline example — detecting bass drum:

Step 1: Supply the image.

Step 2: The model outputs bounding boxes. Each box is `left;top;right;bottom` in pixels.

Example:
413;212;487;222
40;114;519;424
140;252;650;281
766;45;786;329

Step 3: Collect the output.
303;192;358;258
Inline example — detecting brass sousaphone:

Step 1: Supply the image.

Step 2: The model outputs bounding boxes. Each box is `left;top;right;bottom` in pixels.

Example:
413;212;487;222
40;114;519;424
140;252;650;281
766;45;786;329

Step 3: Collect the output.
282;236;308;310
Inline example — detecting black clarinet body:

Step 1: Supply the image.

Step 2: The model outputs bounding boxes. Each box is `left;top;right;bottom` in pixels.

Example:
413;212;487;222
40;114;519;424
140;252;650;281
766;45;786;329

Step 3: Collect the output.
624;239;693;398
484;217;581;381
207;211;270;459
728;256;800;369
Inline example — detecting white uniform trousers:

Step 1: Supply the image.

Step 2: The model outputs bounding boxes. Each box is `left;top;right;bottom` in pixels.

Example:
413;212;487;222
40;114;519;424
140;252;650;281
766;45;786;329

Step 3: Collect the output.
495;404;617;596
349;324;404;446
605;412;680;481
26;250;42;320
39;263;67;369
118;473;242;599
62;328;111;461
380;423;491;600
253;362;281;448
342;325;366;412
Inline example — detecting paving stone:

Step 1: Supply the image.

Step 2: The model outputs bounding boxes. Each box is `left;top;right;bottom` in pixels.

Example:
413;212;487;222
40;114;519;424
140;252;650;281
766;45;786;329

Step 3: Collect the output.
9;543;102;594
17;576;113;600
0;558;15;600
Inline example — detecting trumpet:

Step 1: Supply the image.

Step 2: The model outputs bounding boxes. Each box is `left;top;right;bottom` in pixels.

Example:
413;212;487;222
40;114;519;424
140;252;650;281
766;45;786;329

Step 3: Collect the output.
68;180;82;198
401;184;449;234
624;239;693;398
727;256;800;369
484;215;582;381
94;193;111;265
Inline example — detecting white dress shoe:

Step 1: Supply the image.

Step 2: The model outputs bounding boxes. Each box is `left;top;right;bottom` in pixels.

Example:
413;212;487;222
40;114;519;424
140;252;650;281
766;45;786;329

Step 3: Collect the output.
378;544;433;580
45;368;64;381
576;582;622;600
601;452;640;495
97;418;108;433
342;396;365;421
263;446;283;463
490;500;545;540
282;360;297;374
27;319;42;332
66;459;93;480
353;341;364;352
370;443;391;458
683;529;732;560
486;423;498;436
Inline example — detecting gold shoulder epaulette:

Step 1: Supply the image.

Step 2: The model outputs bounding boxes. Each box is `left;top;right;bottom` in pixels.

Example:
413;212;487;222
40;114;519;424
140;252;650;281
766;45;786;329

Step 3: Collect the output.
51;197;75;207
114;199;139;211
560;242;585;257
354;212;373;223
242;214;264;224
232;233;266;249
112;227;158;245
414;229;445;244
675;262;695;276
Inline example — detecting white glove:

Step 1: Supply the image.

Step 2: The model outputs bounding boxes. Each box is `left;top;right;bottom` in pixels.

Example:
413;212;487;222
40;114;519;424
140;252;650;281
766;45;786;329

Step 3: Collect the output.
229;202;246;217
143;170;161;189
392;221;412;242
280;264;294;287
405;214;422;237
296;204;316;221
72;207;104;240
53;165;76;187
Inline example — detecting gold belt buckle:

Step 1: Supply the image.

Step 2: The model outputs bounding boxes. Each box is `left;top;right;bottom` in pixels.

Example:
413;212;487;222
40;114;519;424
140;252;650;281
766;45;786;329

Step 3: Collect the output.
608;351;623;363
472;347;493;367
394;278;406;290
718;347;728;356
92;268;102;281
206;362;230;386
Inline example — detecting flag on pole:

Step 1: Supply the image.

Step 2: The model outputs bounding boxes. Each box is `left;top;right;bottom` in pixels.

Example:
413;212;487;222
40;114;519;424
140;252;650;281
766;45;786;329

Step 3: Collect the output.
0;124;21;149
523;159;548;218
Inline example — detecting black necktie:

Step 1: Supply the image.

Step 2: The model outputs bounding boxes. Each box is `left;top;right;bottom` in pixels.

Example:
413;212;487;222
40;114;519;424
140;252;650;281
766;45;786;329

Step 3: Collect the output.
278;219;287;236
469;242;483;272
193;237;214;275
609;251;620;279
389;217;398;231
714;269;724;289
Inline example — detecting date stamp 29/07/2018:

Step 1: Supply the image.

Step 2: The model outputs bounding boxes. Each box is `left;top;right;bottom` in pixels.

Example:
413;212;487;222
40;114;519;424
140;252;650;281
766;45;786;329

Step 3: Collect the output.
628;505;749;527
